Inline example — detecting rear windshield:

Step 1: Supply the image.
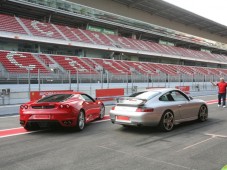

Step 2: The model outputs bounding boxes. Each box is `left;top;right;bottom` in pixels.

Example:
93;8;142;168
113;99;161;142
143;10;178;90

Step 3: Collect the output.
38;94;73;103
130;91;160;100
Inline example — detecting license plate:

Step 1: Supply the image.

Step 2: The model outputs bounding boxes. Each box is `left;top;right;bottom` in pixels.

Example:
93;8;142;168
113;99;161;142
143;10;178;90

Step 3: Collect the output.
33;115;50;119
116;115;130;121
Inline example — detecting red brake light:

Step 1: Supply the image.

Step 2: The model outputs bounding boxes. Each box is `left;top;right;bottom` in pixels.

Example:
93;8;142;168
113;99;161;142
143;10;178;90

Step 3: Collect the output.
111;106;116;110
59;104;70;109
20;105;28;109
136;108;154;112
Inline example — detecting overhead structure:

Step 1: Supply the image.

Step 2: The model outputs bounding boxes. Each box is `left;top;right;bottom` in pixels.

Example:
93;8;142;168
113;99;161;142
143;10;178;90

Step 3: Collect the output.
112;0;227;37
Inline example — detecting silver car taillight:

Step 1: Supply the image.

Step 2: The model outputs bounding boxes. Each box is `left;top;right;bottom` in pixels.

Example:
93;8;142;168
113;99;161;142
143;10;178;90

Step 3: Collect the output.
136;108;154;112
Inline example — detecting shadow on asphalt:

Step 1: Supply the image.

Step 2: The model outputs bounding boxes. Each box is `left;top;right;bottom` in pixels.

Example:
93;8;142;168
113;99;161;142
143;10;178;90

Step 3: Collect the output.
113;117;223;135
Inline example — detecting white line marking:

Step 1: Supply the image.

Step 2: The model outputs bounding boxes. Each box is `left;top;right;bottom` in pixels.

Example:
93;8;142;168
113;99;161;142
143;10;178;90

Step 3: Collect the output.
0;130;43;139
99;145;195;170
177;133;227;152
205;133;227;138
177;137;215;152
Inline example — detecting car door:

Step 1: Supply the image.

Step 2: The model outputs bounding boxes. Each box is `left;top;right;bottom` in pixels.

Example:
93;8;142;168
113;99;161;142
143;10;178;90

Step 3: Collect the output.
170;90;194;119
159;92;181;121
80;94;100;121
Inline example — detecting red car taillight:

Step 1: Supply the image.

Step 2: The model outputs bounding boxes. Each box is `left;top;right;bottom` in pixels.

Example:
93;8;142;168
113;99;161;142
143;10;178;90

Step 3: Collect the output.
111;106;116;110
136;108;154;112
59;104;70;109
20;105;28;109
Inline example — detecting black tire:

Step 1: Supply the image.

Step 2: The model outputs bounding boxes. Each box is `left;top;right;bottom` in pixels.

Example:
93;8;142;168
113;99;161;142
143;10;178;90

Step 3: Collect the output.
24;123;39;131
159;110;174;132
98;105;105;120
198;105;208;122
76;110;85;131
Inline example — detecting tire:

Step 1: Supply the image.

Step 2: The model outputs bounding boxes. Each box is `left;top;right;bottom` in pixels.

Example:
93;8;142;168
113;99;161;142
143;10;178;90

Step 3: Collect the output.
159;110;174;132
76;110;85;131
24;123;39;131
198;105;208;122
98;105;105;120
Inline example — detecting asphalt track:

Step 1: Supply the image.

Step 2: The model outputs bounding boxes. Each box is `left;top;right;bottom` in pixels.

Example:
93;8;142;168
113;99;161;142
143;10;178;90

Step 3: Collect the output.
0;95;227;170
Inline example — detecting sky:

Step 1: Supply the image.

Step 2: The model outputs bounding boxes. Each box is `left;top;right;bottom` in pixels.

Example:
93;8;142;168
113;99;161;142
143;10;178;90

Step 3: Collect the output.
163;0;227;27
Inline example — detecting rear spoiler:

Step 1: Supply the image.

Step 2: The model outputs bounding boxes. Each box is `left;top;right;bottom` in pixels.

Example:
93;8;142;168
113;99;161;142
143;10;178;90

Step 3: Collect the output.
116;97;147;106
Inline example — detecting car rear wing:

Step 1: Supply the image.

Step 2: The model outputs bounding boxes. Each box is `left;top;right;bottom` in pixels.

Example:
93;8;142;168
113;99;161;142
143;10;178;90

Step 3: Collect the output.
116;97;147;106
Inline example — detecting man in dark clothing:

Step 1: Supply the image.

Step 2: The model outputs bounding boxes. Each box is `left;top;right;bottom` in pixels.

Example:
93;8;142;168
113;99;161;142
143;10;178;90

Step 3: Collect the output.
211;77;227;108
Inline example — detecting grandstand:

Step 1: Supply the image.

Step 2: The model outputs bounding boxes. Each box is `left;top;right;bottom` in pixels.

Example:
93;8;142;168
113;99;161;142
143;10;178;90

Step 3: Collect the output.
0;0;227;86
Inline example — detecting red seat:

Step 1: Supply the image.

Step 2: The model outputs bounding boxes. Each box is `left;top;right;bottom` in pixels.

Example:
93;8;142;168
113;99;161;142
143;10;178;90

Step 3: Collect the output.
0;51;50;73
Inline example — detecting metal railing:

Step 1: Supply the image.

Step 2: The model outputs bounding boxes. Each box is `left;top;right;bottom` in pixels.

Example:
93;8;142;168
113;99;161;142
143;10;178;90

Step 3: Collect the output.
1;68;224;105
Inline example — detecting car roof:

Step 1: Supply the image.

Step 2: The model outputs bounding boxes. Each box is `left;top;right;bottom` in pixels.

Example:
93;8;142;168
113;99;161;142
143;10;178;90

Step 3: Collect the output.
48;92;84;95
145;88;178;93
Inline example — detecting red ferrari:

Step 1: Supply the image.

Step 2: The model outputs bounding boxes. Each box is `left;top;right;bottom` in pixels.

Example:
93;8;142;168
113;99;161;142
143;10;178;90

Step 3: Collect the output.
20;92;105;131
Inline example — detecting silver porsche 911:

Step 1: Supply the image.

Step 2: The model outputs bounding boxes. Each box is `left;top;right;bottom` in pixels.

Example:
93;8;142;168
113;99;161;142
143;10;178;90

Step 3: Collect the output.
110;88;208;131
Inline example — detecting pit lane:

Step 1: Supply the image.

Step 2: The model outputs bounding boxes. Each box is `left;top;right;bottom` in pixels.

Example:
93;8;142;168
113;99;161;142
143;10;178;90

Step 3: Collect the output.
0;95;227;170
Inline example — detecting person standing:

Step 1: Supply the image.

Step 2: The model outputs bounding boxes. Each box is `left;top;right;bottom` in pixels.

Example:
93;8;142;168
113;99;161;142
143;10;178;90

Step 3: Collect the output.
211;77;227;108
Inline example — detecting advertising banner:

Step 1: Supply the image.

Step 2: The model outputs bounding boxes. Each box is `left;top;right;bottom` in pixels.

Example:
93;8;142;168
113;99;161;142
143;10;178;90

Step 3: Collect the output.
30;90;73;101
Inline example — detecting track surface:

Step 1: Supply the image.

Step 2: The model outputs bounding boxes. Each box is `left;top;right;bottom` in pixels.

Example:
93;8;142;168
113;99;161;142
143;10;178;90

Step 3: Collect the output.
0;95;227;170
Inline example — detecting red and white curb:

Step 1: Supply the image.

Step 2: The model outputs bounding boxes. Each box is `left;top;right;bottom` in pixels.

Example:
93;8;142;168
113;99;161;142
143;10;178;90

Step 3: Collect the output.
0;127;41;138
0;115;110;139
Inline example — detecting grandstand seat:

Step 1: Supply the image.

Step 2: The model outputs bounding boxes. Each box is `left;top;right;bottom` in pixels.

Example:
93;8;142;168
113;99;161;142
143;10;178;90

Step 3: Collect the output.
172;65;194;76
91;58;128;75
150;63;178;76
0;51;50;73
219;68;227;75
20;18;64;39
125;61;155;75
38;54;54;66
51;55;97;74
0;14;27;34
55;25;92;43
207;68;221;76
1;14;227;67
192;66;209;75
107;35;134;49
79;29;114;46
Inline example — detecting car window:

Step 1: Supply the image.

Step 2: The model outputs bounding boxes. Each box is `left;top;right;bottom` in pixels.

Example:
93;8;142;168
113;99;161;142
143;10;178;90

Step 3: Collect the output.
80;94;95;102
132;91;161;100
129;91;146;97
38;94;73;103
159;93;174;102
170;91;188;101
